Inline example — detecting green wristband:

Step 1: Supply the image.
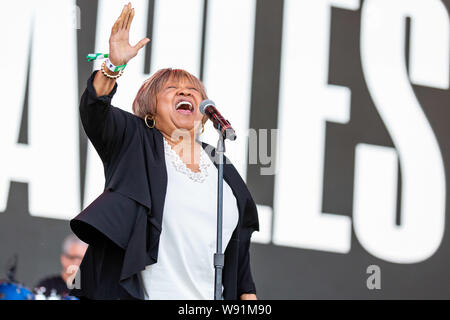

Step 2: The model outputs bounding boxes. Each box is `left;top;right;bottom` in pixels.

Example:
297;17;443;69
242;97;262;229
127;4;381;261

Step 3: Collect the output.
86;53;109;62
87;53;127;73
105;59;127;73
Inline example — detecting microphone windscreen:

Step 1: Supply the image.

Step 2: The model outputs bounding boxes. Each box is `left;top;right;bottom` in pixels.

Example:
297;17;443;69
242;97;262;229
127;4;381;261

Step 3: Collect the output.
199;99;216;115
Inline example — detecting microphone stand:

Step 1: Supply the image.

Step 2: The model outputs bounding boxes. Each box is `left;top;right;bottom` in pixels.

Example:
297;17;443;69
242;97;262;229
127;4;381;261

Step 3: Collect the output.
214;124;226;300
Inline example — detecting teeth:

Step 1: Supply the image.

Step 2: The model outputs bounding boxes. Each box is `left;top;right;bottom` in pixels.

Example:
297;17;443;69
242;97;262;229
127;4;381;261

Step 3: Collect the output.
176;101;193;111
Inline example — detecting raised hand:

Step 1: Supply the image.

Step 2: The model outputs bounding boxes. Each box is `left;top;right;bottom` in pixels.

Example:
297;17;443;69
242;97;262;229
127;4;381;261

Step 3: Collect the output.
109;2;150;66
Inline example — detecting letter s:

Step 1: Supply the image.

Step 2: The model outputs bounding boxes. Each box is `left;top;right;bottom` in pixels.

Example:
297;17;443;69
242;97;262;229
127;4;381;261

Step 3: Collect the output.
356;0;448;263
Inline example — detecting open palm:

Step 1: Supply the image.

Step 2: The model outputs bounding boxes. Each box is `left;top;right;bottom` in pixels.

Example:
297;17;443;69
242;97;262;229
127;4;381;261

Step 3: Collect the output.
109;3;150;67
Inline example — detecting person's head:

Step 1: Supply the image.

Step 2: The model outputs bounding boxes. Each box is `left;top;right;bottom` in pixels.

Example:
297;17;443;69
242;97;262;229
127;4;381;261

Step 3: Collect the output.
132;68;208;141
60;234;87;277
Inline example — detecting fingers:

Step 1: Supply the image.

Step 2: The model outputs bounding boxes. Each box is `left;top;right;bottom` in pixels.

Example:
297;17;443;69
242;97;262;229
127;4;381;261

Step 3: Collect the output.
126;8;135;30
121;3;132;30
111;3;129;34
134;38;151;52
111;18;120;34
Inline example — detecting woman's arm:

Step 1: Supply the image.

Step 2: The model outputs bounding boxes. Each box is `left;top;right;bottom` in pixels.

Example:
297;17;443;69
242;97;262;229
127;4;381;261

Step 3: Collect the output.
236;226;258;299
79;71;123;164
81;3;150;164
93;3;149;96
92;67;117;97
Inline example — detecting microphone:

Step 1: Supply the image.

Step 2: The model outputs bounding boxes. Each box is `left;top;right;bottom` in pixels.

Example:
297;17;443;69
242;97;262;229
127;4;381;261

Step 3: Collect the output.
199;100;237;141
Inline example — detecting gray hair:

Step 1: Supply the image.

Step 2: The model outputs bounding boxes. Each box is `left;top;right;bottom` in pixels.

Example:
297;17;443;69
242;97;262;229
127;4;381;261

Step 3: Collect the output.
62;234;87;254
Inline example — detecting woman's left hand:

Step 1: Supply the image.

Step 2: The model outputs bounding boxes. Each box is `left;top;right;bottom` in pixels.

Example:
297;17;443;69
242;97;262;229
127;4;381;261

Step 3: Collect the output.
240;293;257;300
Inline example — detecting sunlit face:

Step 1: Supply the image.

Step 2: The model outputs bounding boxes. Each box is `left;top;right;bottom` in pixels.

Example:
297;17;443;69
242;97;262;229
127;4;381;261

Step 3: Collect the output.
154;76;205;139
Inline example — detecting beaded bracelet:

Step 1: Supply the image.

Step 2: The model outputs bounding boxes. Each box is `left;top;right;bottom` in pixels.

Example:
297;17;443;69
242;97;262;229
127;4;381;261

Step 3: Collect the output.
101;60;124;80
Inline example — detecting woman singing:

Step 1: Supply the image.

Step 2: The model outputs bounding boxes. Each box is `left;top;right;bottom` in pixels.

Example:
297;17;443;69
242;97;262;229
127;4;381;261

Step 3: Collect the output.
70;3;259;300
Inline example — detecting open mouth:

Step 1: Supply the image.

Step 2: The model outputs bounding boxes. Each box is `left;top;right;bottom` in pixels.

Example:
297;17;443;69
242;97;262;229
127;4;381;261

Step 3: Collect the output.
175;100;194;115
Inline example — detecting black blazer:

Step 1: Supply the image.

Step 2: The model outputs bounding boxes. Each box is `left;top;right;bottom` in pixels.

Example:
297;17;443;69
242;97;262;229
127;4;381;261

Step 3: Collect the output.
70;71;260;300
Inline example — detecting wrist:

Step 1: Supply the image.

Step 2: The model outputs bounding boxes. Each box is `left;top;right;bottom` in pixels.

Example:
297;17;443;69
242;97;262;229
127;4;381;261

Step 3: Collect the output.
105;58;127;73
103;65;120;77
240;293;257;300
109;57;125;66
100;61;124;80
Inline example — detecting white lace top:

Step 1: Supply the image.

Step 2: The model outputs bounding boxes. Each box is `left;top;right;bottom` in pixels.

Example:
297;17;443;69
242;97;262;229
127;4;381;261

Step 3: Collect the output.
140;138;239;300
162;137;211;183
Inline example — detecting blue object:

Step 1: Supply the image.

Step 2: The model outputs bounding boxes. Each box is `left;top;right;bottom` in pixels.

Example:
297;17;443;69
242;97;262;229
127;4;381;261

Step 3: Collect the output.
0;281;35;300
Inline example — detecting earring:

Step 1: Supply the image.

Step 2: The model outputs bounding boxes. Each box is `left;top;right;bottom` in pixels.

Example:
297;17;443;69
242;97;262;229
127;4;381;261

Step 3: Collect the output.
145;114;156;129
